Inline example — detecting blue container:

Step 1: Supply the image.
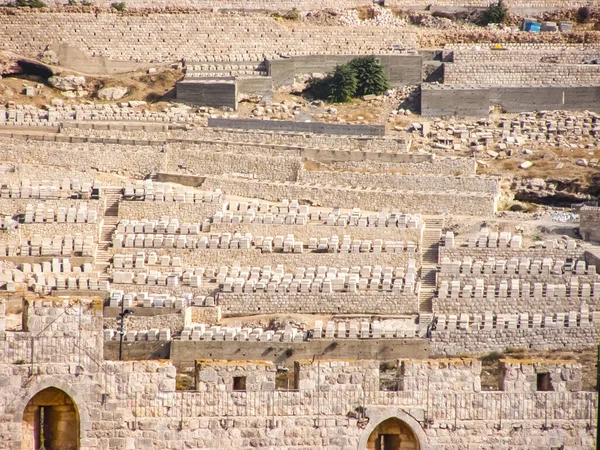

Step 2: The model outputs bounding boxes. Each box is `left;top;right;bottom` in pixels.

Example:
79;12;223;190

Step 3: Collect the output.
524;22;541;32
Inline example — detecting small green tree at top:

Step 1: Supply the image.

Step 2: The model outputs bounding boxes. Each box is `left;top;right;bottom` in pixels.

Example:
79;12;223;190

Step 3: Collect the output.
306;56;391;103
483;0;508;24
348;56;390;97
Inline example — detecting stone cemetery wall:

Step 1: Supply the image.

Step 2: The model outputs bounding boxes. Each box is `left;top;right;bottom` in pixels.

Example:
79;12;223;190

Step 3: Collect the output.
167;145;302;182
0;139;164;178
422;84;600;117
430;310;600;354
208;223;422;243
176;127;410;153
439;244;586;263
0;11;417;63
117;201;219;222
0;0;371;10
176;80;238;110
580;206;600;242
384;0;600;8
451;45;600;65
111;247;416;272
267;54;423;88
297;168;500;194
444;62;600;86
218;291;419;315
200;176;497;215
208;118;386;136
326;156;477;176
104;311;186;333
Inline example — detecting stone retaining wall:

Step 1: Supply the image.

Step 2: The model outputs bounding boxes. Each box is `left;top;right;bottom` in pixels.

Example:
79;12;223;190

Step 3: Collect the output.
0;0;370;10
111;247;417;272
431;327;599;355
218;291;419;315
444;62;600;86
452;47;600;65
0;10;417;62
297;168;500;194
200;176;498;216
0;139;164;178
167;146;302;182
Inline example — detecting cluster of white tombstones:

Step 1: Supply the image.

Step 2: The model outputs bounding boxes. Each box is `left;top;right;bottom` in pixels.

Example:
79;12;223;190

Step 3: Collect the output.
23;203;98;223
109;290;214;308
0;179;99;199
0;234;94;256
123;181;222;203
214;201;420;229
437;307;600;332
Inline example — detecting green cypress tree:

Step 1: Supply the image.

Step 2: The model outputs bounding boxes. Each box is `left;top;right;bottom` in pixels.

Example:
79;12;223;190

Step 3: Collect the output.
349;56;390;97
327;64;357;103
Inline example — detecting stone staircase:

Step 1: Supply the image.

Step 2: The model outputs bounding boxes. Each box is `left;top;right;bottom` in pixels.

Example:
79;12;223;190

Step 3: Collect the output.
95;187;122;279
418;216;444;318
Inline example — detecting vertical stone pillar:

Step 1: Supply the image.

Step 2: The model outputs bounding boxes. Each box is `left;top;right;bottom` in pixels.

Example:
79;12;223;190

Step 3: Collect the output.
21;405;40;450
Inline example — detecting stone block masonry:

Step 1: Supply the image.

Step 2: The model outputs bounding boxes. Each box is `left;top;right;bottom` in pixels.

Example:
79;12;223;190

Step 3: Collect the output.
580;206;600;242
218;291;419;315
0;0;371;10
200;175;498;216
0;11;417;63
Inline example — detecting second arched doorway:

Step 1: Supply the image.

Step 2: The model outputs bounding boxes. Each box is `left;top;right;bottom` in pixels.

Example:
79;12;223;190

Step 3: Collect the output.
366;417;420;450
21;387;80;450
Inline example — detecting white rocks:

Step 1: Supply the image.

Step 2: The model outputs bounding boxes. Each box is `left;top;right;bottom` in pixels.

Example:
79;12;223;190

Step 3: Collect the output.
520;161;533;169
97;86;128;100
48;75;86;91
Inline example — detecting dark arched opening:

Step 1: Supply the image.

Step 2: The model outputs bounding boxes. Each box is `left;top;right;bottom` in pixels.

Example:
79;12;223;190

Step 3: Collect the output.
21;387;80;450
366;417;419;450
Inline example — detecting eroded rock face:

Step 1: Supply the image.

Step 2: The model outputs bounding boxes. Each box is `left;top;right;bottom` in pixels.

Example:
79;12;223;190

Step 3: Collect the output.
97;86;128;100
48;75;86;91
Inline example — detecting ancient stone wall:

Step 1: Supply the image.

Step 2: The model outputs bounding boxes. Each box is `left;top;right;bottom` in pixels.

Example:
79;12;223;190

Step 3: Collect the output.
500;359;582;392
0;0;370;10
0;10;416;62
0;139;164;178
385;0;600;8
218;291;419;315
444;62;600;85
297;168;500;194
200;176;498;215
580;206;600;242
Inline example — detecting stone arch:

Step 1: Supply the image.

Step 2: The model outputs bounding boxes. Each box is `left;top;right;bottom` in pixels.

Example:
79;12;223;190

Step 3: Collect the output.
358;409;428;450
13;378;90;450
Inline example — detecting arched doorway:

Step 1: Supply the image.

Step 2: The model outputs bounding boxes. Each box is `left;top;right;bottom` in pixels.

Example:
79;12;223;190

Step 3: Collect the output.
366;417;419;450
21;387;80;450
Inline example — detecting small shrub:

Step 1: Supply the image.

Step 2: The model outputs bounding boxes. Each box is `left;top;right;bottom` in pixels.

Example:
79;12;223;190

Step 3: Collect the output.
577;6;592;24
111;2;126;11
271;12;283;19
283;7;300;21
483;0;508;24
14;0;46;7
431;10;456;20
481;351;503;363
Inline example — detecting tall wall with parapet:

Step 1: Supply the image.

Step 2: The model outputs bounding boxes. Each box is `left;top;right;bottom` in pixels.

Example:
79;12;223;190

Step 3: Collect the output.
0;351;595;449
